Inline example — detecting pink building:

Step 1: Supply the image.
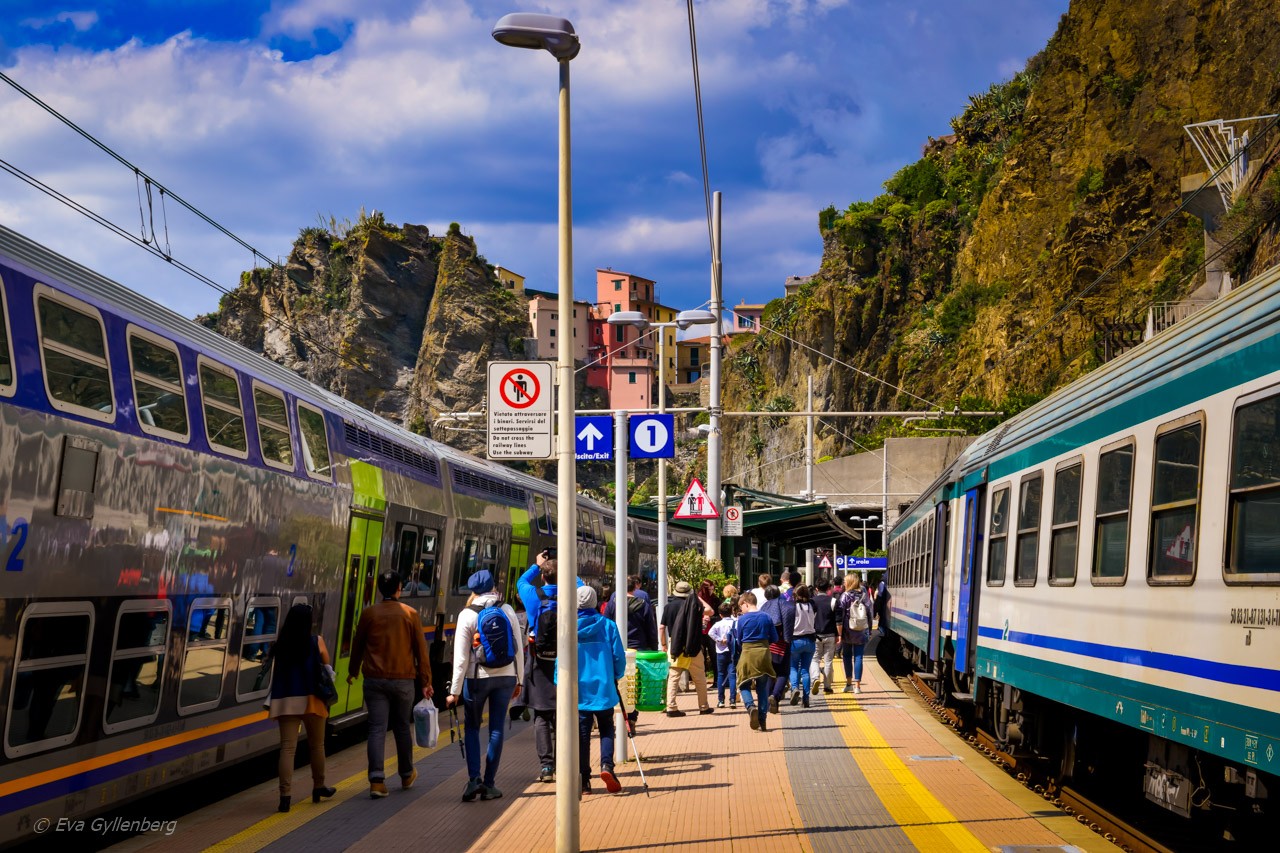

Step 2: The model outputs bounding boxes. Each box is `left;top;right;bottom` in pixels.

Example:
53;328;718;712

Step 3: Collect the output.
527;291;591;361
594;269;678;410
726;301;764;336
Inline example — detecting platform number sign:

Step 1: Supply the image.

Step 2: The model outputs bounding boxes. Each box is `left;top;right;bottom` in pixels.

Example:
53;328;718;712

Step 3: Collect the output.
674;477;719;520
629;414;674;459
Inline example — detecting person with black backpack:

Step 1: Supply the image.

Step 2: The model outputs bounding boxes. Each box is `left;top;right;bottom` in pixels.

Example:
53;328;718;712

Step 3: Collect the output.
446;570;525;802
603;575;658;652
516;553;581;782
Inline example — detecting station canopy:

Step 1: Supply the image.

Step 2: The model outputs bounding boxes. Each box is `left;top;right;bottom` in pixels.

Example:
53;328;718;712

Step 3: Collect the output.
629;484;864;552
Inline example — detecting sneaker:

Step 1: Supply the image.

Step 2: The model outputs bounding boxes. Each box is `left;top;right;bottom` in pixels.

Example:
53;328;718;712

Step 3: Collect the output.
759;720;768;732
790;691;801;706
369;781;388;799
802;696;810;709
699;707;715;715
580;777;592;797
842;683;854;693
811;681;820;695
538;766;555;783
854;683;861;695
462;777;484;802
824;687;835;695
730;701;737;709
769;696;779;714
600;768;621;794
749;707;760;731
665;709;686;718
480;784;503;801
716;701;725;708
401;769;418;790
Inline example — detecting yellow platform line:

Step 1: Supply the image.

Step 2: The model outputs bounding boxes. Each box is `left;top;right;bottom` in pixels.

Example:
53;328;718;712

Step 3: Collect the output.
828;696;988;852
207;712;477;853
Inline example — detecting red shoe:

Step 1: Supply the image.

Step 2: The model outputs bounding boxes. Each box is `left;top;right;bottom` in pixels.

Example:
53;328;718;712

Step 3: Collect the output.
600;768;622;794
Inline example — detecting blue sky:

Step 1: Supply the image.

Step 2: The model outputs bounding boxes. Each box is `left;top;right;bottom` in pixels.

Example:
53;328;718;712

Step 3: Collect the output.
0;1;1069;319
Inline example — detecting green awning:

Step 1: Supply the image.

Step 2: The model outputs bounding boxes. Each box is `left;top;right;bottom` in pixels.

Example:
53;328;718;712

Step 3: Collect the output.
627;501;862;551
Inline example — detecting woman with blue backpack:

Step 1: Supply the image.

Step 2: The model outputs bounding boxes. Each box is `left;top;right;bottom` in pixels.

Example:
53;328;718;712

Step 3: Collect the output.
446;570;525;802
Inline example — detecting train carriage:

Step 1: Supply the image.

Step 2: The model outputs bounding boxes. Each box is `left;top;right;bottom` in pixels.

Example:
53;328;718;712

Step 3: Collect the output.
0;224;644;846
888;263;1280;838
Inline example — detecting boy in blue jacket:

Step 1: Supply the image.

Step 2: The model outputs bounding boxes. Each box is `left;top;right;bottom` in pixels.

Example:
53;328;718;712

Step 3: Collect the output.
558;585;627;796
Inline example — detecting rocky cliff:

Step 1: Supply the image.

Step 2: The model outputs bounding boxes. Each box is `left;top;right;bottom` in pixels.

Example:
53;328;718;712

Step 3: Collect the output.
199;214;529;457
721;0;1280;490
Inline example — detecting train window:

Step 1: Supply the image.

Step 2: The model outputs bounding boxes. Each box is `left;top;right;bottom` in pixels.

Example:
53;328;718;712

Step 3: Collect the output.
1014;474;1042;586
237;599;279;700
533;495;549;534
396;525;422;596
127;327;189;440
104;601;170;733
298;403;332;480
35;286;115;423
1050;460;1082;585
1149;416;1203;583
578;509;588;538
548;498;558;534
0;279;16;397
1093;441;1133;583
482;541;499;575
453;536;480;594
1227;392;1280;582
419;529;439;595
179;599;231;714
253;383;294;470
592;514;602;542
986;486;1010;584
5;603;94;757
198;359;248;458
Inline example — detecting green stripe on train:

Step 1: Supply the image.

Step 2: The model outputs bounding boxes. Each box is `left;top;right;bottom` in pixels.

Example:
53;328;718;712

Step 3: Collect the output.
977;646;1280;773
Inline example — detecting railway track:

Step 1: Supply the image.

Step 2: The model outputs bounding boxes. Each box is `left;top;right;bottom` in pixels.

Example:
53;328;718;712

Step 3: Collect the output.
899;672;1174;853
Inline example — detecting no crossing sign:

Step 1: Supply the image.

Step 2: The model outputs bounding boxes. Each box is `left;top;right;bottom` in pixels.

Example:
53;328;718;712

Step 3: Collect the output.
487;361;554;460
724;505;743;536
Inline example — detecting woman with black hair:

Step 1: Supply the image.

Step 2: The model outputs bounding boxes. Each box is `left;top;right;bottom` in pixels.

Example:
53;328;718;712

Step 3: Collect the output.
268;603;336;813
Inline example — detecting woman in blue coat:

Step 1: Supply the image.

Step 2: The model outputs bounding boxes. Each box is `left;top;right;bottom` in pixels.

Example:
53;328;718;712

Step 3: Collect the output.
558;585;627;796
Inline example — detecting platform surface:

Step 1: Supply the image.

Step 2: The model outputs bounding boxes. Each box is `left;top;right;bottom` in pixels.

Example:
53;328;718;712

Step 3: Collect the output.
109;648;1118;853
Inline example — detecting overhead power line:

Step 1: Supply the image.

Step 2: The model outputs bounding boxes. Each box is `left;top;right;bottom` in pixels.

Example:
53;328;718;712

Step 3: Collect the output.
685;0;714;256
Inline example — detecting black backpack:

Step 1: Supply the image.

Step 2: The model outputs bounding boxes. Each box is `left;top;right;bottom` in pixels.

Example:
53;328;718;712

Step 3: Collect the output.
627;595;647;620
534;586;557;660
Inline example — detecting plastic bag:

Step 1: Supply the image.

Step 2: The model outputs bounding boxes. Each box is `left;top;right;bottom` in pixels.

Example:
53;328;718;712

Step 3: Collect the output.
413;698;439;749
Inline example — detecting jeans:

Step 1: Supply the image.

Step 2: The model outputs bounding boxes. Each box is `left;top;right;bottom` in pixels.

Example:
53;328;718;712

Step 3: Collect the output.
715;652;736;705
810;635;837;689
579;709;616;784
463;676;516;786
276;714;326;796
741;676;773;727
789;636;815;694
364;677;415;782
770;650;791;701
842;642;866;683
666;648;709;710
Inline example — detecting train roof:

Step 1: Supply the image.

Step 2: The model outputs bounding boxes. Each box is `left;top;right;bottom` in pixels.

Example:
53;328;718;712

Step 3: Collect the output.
0;224;608;512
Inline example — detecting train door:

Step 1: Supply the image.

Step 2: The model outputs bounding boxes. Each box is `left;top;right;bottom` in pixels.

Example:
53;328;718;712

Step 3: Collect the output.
927;503;948;662
954;487;984;675
333;511;384;715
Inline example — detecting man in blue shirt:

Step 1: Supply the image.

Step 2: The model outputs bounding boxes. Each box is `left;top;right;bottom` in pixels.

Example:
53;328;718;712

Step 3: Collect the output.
516;551;583;782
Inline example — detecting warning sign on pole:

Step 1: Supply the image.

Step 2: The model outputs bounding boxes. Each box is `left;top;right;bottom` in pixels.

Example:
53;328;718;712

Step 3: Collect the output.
818;555;833;570
674;477;720;520
723;505;743;537
486;361;554;460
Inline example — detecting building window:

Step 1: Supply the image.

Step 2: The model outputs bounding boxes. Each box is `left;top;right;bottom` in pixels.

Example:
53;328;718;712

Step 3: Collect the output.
628;372;636;384
691;348;700;366
549;328;556;337
614;303;621;313
616;327;624;342
614;281;622;291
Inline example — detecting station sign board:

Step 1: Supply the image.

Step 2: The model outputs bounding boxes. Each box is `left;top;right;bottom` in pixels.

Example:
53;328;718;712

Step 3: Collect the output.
487;361;554;460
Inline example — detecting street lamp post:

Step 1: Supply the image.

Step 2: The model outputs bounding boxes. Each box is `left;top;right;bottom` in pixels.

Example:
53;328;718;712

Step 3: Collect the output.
851;514;881;583
607;309;716;625
492;14;580;852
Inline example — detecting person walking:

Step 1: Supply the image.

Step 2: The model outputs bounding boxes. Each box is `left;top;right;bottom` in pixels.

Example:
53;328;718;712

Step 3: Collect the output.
446;570;525;802
874;575;892;635
660;581;713;717
698;580;720;689
559;585;627;797
721;584;738;607
708;601;737;708
749;574;771;615
517;553;579;782
759;586;794;714
603;574;658;652
836;574;873;693
788;585;817;707
732;592;776;732
266;603;335;813
809;579;838;695
348;571;433;799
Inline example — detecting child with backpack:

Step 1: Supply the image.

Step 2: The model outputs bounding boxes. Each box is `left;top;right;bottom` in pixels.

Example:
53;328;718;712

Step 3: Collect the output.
707;601;737;708
446;570;525;802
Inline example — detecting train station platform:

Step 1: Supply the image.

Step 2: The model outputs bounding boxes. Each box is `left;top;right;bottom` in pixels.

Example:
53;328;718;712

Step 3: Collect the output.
109;646;1117;853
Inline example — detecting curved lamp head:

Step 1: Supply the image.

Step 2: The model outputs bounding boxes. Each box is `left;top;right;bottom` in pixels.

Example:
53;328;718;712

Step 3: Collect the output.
492;13;580;60
606;310;649;330
674;309;717;330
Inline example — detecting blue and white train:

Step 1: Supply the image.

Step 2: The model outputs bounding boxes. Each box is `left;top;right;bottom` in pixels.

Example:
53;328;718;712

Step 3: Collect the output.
888;263;1279;838
0;224;697;846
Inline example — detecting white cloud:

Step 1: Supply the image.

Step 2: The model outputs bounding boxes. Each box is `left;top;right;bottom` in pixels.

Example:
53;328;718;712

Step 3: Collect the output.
20;11;99;33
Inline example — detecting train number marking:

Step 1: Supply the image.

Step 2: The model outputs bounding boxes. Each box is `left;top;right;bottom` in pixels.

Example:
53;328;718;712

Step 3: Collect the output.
4;520;29;572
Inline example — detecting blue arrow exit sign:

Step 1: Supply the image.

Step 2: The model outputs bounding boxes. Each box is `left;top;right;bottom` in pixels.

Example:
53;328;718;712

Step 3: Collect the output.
574;416;613;460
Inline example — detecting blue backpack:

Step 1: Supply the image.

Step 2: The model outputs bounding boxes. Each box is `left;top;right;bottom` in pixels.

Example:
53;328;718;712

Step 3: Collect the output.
470;602;516;669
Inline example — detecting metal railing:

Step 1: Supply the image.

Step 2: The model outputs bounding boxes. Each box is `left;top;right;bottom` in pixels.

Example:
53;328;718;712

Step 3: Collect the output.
1146;300;1216;339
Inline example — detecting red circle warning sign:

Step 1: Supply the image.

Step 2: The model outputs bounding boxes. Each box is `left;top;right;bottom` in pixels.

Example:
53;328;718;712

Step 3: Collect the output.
499;368;541;409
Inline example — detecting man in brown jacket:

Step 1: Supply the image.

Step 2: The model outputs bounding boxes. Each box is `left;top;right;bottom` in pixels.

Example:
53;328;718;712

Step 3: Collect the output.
348;571;433;798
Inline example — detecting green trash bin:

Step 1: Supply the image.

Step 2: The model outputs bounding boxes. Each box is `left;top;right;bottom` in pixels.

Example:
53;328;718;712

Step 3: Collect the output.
634;650;669;712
